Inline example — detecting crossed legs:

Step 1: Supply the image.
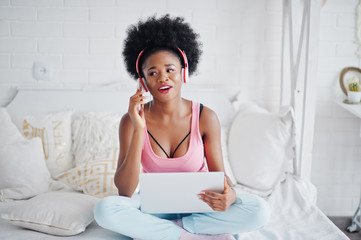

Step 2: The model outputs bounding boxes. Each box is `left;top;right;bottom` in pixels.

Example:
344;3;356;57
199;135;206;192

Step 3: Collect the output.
94;193;270;240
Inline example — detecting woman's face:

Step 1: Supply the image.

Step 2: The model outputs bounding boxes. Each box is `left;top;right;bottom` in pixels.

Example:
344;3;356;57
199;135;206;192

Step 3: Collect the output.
142;50;183;101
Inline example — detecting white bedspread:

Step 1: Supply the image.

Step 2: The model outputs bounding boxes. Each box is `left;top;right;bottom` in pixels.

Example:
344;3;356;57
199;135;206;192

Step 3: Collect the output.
237;174;349;240
0;174;348;240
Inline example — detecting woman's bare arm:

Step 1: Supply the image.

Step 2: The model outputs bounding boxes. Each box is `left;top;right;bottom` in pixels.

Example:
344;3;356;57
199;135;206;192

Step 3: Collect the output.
114;88;146;197
114;115;143;197
199;106;236;211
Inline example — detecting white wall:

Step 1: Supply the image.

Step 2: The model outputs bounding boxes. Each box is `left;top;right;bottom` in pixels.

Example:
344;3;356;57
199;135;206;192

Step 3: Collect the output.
1;0;359;217
312;0;361;216
0;0;283;112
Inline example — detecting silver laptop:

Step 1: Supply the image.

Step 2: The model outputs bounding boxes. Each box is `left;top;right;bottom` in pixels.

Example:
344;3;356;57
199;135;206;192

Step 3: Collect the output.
139;172;224;214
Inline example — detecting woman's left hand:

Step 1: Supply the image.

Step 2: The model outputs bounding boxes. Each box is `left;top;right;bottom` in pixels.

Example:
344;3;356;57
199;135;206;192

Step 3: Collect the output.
198;177;236;211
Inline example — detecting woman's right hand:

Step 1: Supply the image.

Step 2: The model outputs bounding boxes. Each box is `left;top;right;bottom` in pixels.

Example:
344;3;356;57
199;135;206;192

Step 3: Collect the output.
128;85;146;130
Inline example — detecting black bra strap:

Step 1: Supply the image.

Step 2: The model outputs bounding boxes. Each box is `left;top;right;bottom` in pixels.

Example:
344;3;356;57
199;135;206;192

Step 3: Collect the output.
170;131;190;158
147;130;170;158
147;130;191;158
147;103;202;158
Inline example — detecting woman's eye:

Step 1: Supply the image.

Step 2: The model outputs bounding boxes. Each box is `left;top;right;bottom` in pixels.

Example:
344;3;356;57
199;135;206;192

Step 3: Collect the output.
167;69;175;73
149;72;157;76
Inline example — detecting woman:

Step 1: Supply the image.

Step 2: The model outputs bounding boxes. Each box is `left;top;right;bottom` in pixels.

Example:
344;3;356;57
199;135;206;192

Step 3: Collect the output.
94;15;270;240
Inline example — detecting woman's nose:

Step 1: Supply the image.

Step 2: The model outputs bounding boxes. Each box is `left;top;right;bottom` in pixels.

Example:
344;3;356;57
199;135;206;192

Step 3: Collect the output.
158;71;169;82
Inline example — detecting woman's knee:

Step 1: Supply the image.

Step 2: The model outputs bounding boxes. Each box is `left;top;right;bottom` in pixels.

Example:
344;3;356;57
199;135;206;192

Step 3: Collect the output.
233;194;271;231
94;195;135;228
94;196;116;226
250;196;271;229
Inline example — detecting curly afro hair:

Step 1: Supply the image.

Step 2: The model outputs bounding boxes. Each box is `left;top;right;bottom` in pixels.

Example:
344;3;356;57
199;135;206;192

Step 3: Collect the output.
122;14;202;80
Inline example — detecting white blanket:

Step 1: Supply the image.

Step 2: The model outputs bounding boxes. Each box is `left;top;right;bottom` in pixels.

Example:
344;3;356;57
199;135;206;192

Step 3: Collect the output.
0;174;347;240
237;174;348;240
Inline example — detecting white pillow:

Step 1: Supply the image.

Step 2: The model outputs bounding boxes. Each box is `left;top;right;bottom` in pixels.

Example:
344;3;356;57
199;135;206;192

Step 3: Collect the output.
221;127;237;185
57;148;119;198
71;112;121;167
228;103;294;196
12;110;74;178
0;107;24;145
0;138;51;201
1;191;99;236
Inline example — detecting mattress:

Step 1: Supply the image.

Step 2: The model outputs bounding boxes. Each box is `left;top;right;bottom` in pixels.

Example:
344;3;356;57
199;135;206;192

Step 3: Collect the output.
0;174;348;240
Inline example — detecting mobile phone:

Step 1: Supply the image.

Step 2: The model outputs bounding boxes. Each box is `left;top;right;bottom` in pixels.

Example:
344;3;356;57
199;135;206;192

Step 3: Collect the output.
137;79;150;111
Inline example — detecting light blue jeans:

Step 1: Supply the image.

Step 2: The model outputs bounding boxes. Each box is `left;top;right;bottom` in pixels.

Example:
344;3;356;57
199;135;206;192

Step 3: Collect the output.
94;192;270;240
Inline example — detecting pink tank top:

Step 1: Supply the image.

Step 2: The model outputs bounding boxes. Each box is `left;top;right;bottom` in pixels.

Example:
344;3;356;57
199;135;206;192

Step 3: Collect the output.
141;102;208;173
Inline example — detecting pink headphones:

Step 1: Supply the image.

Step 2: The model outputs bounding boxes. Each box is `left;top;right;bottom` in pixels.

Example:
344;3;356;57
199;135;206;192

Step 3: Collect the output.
135;48;189;92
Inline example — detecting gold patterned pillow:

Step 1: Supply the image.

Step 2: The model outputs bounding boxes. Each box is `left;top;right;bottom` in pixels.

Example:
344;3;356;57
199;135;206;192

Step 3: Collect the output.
12;110;73;178
57;148;119;198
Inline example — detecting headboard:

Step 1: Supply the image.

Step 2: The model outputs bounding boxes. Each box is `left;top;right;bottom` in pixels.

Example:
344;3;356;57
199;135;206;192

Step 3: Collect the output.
6;89;234;127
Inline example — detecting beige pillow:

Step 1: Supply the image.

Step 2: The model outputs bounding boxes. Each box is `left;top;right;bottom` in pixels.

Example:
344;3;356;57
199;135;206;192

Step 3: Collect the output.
0;138;51;201
1;191;99;236
57;149;119;198
221;127;237;185
228;103;294;196
12;110;74;178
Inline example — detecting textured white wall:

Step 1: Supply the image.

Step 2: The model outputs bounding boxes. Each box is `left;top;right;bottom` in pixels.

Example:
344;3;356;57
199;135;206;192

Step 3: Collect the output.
1;0;359;217
312;0;361;216
0;0;283;112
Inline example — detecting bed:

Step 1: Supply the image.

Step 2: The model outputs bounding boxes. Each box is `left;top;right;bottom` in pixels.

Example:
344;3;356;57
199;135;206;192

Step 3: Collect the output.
0;88;349;240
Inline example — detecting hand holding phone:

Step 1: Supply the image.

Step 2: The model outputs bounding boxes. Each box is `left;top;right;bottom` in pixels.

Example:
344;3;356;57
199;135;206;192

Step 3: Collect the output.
128;79;146;130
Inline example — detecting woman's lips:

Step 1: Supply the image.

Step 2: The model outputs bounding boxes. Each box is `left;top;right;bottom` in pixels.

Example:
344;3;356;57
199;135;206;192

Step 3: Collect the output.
158;85;172;93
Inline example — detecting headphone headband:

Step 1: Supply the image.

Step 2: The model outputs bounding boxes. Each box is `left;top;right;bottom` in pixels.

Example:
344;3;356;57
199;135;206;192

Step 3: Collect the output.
136;49;145;78
135;48;188;77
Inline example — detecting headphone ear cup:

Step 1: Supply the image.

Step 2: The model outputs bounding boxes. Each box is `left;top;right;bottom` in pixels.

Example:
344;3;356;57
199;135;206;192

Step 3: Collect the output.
140;78;149;92
182;67;189;83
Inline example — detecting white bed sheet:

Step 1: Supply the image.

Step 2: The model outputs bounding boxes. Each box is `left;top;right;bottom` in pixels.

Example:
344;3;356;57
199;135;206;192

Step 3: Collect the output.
0;174;348;240
236;173;349;240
